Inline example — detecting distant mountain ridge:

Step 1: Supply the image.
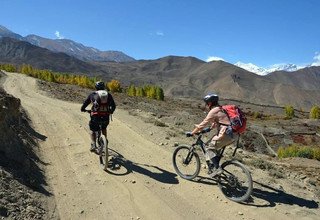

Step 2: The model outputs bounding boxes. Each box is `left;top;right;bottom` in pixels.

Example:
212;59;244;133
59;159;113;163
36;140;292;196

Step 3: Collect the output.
1;26;320;110
0;25;135;63
0;37;102;74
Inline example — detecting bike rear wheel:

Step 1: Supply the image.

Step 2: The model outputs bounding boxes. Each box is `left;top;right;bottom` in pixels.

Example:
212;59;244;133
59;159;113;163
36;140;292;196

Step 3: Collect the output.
172;145;200;180
98;135;108;171
217;160;253;202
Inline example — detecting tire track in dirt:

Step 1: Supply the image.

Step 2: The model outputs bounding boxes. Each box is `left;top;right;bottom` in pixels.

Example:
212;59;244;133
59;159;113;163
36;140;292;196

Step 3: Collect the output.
4;72;316;220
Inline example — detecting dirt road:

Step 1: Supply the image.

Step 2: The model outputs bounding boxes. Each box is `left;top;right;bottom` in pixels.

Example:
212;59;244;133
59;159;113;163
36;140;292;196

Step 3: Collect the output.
3;72;319;220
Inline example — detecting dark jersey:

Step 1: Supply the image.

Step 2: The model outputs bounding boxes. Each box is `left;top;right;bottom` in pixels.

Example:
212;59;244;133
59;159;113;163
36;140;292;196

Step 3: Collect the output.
81;90;116;115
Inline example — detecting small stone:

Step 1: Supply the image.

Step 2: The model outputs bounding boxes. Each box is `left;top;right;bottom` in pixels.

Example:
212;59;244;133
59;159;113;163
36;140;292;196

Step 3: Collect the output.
238;211;243;215
300;175;307;180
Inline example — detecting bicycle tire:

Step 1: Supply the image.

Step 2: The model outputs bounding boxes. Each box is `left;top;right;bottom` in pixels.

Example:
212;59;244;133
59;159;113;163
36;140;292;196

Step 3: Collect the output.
98;135;108;171
172;145;200;180
217;160;253;202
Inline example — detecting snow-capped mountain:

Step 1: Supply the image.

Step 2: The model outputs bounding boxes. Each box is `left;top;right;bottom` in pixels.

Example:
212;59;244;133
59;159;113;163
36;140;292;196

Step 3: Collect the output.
268;63;300;73
235;62;303;75
234;62;269;75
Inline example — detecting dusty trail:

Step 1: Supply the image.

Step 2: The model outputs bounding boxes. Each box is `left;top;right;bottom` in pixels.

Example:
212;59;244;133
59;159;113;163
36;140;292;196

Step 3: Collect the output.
3;72;318;220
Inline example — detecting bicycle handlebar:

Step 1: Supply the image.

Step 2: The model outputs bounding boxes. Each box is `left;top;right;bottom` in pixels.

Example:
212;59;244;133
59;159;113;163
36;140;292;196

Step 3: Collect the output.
186;127;211;137
83;109;113;114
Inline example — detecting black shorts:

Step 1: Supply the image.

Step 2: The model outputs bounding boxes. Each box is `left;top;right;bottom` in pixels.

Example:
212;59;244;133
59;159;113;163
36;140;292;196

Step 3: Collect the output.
89;115;110;131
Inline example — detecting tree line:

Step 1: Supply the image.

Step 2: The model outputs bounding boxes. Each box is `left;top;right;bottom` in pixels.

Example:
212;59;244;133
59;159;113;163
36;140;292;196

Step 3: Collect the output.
127;84;164;101
0;63;164;100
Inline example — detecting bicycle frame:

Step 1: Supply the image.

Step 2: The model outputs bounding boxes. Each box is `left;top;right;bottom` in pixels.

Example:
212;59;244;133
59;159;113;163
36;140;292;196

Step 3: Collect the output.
173;132;253;202
190;133;241;165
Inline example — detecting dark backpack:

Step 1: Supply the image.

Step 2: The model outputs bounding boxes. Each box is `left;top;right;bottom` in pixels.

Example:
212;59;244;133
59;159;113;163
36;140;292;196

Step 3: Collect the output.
220;105;247;134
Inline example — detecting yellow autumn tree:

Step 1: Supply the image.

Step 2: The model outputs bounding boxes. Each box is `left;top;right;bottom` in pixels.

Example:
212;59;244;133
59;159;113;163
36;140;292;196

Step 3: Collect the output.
107;79;121;92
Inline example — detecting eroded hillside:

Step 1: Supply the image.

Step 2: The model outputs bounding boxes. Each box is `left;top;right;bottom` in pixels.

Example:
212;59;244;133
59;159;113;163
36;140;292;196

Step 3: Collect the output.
0;73;52;219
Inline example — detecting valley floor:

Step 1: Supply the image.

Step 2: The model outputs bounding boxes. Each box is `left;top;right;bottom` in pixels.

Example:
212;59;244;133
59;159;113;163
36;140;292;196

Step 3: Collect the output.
2;72;320;220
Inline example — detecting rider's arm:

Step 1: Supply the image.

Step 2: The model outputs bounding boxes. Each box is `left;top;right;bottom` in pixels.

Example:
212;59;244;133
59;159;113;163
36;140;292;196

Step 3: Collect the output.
80;94;92;112
192;108;218;135
211;125;227;141
107;93;116;113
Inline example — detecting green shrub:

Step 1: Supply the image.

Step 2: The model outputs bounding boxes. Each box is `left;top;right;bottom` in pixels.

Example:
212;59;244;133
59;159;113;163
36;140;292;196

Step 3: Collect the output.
278;145;320;161
0;63;17;72
253;111;262;119
284;105;294;119
309;106;320;119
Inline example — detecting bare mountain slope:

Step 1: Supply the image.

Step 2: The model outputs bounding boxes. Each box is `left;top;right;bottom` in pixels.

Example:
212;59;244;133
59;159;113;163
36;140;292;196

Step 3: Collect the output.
0;37;101;74
266;66;320;91
24;34;135;62
0;25;134;63
1;37;320;109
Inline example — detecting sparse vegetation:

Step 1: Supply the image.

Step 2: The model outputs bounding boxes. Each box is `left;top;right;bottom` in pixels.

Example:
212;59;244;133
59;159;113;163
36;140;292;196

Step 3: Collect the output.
249;158;274;170
309;105;320;119
248;158;285;178
154;120;167;127
253;111;262;119
284;105;294;119
278;145;320;161
0;63;16;72
126;84;164;101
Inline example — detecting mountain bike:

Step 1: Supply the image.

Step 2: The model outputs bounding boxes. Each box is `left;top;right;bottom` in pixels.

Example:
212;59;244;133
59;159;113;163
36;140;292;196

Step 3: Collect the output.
85;110;109;171
172;129;253;202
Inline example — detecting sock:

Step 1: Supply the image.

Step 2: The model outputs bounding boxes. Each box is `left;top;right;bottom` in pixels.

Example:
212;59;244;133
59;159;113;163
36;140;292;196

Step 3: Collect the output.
210;156;220;169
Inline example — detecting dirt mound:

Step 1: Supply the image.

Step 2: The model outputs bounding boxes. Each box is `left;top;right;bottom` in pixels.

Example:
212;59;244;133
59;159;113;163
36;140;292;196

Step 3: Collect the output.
0;76;51;219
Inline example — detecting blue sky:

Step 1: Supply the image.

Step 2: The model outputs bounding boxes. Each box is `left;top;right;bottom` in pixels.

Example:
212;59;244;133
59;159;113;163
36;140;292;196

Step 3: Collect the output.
1;0;320;68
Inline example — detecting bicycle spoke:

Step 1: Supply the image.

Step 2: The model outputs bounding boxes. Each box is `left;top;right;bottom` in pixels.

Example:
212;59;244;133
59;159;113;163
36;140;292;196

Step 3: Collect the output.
173;146;200;180
218;161;252;202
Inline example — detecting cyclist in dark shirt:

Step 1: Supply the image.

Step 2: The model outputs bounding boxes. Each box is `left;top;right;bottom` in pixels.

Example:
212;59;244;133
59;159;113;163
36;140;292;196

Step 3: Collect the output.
81;81;116;152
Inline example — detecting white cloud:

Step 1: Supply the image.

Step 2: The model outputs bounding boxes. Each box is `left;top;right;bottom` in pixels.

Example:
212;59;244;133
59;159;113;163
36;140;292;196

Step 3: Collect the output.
311;52;320;66
156;31;164;36
149;31;164;36
206;56;224;62
55;31;64;39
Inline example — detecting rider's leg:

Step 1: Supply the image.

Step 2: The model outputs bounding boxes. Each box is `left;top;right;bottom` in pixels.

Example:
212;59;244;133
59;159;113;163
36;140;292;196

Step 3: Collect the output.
89;117;99;151
208;135;235;163
91;131;96;143
102;128;107;138
101;116;110;138
205;142;219;168
206;136;235;177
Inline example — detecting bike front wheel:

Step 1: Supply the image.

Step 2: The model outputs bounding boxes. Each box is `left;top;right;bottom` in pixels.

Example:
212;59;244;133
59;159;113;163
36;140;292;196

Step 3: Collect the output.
172;145;200;180
217;160;253;202
98;135;109;171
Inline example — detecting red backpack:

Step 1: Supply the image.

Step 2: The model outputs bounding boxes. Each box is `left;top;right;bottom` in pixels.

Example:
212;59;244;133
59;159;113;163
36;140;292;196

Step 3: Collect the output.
220;105;247;134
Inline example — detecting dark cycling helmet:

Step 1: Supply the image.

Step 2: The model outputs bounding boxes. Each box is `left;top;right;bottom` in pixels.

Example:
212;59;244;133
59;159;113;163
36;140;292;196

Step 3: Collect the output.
203;93;219;105
95;81;105;90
